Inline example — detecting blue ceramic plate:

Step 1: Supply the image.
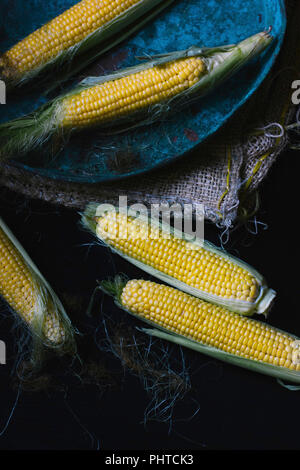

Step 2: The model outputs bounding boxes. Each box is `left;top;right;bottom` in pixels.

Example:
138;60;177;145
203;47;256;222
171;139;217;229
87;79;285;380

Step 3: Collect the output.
0;0;286;183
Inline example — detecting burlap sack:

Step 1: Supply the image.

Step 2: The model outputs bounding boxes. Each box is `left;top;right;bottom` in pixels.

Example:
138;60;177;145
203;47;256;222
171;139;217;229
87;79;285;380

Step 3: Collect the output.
0;0;299;227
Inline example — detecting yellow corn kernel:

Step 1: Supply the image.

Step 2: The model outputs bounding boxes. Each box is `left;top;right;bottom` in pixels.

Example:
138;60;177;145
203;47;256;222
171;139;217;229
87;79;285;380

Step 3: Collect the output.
94;211;258;304
0;223;65;344
120;280;298;369
61;57;206;127
0;0;141;80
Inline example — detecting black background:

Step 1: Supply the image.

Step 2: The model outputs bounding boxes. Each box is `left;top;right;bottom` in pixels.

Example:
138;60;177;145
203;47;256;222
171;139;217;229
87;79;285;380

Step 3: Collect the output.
0;145;299;451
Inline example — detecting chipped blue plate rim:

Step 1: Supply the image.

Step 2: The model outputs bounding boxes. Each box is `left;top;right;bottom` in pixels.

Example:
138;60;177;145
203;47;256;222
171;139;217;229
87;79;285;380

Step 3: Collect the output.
0;0;286;183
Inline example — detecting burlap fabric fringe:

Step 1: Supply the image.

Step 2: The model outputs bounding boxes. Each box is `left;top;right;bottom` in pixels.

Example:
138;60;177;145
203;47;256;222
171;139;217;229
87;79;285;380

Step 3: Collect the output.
0;0;299;228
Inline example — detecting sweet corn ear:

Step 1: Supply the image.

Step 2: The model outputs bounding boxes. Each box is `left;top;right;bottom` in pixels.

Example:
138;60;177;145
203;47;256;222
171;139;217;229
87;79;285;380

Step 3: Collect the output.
61;57;206;128
0;32;272;159
82;206;276;316
0;0;173;88
0;217;75;349
100;277;300;385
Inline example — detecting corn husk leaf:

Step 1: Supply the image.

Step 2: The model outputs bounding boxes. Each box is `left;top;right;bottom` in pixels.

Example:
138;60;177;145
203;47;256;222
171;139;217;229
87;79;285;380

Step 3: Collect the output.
142;328;300;386
2;0;175;91
100;277;300;387
0;31;273;160
82;203;276;316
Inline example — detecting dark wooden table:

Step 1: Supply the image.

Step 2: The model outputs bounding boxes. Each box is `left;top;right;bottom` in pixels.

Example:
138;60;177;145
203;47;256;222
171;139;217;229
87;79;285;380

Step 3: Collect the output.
0;147;299;451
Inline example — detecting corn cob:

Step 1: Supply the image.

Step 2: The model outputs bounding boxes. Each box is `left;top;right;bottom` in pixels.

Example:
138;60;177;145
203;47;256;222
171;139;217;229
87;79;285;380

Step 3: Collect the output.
0;31;272;160
82;205;275;316
101;277;300;385
0;217;75;350
61;56;206;128
0;0;174;90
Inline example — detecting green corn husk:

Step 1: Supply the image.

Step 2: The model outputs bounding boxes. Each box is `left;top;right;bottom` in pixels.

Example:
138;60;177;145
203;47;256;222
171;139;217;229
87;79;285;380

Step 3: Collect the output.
0;0;174;91
82;204;276;317
100;277;300;387
0;30;273;161
0;216;76;357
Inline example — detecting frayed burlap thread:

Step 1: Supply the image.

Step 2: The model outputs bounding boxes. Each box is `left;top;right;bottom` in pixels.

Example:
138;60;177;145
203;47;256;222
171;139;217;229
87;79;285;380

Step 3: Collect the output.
0;0;299;227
